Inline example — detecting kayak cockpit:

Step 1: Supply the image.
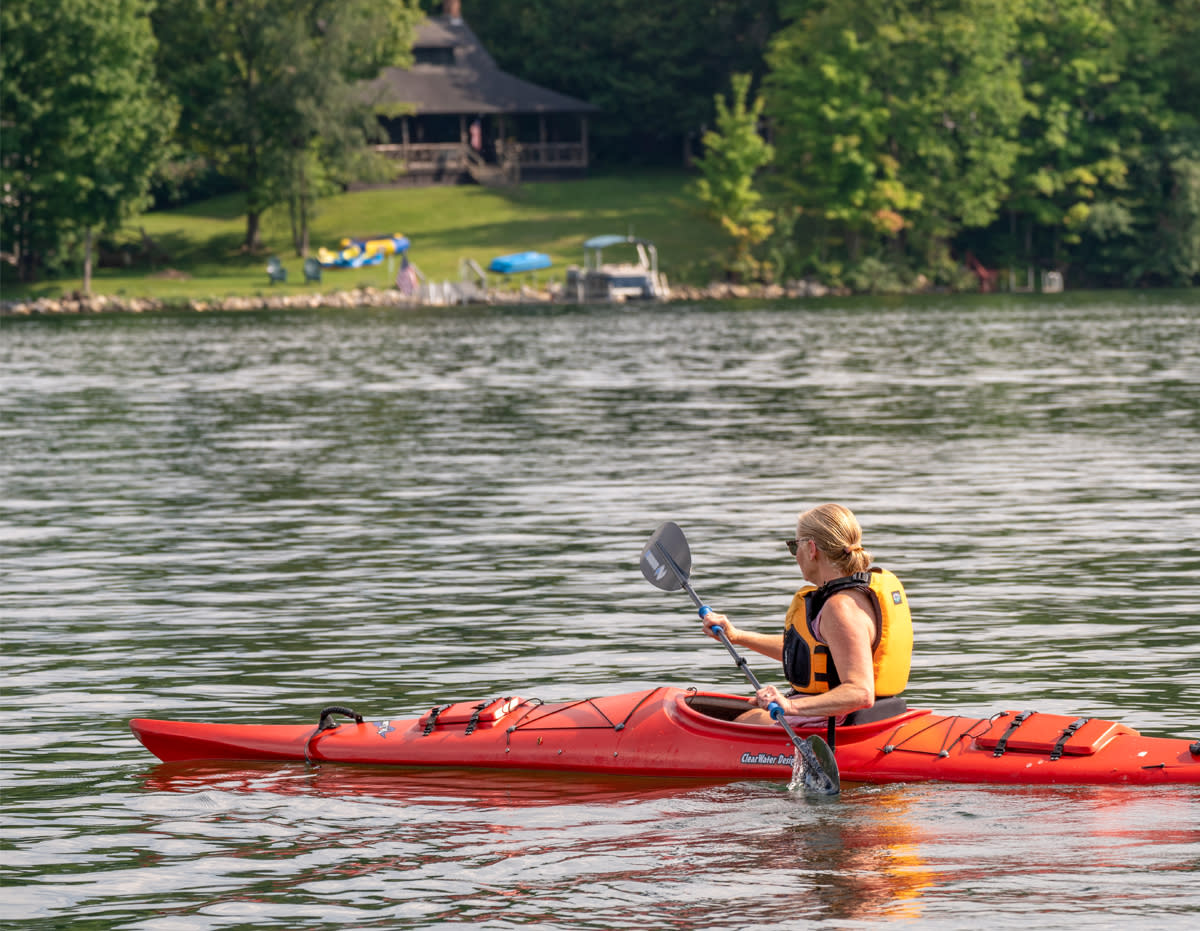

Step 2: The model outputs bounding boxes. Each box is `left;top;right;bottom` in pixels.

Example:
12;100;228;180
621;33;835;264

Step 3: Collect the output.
681;692;755;721
680;690;928;733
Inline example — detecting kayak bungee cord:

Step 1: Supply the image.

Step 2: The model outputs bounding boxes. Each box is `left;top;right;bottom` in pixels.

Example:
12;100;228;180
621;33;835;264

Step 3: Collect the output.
874;713;993;758
641;522;841;796
500;689;666;744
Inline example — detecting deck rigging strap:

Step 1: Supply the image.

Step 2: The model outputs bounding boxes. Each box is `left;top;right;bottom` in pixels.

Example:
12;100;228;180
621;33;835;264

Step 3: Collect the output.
421;704;451;737
992;710;1035;757
1049;717;1090;760
464;701;489;736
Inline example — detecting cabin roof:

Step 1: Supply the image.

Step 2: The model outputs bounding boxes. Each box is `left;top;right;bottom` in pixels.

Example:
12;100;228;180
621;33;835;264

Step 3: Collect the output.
362;15;599;116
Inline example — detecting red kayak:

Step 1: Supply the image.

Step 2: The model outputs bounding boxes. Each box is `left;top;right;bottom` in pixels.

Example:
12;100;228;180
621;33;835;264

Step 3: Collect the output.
130;687;1200;786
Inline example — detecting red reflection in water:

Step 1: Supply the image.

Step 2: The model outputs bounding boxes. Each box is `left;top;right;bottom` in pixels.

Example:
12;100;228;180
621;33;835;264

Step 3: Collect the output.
140;760;740;808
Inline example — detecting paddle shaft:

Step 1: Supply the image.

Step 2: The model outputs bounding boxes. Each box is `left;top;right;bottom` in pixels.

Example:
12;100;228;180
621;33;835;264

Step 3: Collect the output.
649;540;812;750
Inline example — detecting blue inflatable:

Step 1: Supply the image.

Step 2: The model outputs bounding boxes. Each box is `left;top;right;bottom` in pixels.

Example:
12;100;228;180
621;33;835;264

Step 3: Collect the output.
488;252;552;274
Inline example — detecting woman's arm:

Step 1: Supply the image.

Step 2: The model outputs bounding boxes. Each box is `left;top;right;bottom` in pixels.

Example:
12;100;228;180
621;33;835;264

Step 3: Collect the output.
754;591;877;717
701;611;784;661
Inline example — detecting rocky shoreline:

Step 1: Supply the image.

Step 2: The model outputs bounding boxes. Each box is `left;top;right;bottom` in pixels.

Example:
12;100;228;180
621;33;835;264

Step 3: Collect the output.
1;279;844;317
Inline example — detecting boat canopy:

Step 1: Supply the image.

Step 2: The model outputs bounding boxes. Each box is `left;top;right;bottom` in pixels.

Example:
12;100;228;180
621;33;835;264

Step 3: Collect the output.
584;234;655;250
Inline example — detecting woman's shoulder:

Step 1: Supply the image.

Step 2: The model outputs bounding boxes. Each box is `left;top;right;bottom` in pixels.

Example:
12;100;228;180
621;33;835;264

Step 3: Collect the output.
823;586;877;623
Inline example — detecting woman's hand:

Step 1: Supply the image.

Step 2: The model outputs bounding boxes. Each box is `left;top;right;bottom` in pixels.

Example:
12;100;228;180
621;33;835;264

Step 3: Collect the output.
754;684;790;714
702;611;735;642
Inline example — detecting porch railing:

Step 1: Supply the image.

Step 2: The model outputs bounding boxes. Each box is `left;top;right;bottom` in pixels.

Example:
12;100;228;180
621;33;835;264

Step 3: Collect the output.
374;142;586;172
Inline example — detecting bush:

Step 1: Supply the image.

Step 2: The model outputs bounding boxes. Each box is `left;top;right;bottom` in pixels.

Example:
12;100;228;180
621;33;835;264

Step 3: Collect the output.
846;256;909;294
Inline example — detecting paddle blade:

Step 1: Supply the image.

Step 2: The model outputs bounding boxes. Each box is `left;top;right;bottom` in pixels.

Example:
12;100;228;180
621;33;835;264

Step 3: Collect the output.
640;522;693;591
800;735;841;796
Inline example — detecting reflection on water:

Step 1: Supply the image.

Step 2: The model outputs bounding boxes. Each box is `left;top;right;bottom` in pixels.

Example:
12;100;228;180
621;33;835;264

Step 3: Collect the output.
140;761;737;809
2;294;1198;928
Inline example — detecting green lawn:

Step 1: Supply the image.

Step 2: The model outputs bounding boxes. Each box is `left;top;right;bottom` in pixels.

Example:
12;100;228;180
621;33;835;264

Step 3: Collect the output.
6;171;732;301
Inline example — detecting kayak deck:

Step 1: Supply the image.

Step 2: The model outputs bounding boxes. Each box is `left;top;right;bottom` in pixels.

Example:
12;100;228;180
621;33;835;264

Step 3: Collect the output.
130;687;1200;787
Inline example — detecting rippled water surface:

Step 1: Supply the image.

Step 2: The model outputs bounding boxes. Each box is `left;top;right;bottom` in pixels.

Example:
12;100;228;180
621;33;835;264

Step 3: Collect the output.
3;293;1198;929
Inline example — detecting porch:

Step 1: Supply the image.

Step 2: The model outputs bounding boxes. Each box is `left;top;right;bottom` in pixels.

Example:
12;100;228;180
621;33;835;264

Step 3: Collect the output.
374;112;591;186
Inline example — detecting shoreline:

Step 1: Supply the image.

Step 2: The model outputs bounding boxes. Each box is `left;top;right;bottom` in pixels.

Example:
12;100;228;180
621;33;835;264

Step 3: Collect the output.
1;279;848;317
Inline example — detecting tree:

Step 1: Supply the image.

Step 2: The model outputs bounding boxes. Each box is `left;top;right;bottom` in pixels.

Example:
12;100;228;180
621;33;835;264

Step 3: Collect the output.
765;0;1025;277
467;1;782;165
1002;0;1148;276
691;74;775;280
1155;0;1200;283
970;0;1200;286
766;3;916;257
151;0;422;253
1;0;177;285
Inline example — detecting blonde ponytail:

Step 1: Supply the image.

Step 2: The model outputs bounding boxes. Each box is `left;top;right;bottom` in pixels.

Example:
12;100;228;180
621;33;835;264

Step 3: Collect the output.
797;503;872;574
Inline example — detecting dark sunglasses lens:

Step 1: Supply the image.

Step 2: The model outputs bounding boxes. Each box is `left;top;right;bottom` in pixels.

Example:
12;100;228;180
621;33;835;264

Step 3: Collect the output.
786;539;798;556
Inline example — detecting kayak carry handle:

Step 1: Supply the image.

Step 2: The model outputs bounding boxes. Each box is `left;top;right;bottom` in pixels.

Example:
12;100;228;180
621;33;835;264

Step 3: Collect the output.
316;706;363;732
305;706;364;767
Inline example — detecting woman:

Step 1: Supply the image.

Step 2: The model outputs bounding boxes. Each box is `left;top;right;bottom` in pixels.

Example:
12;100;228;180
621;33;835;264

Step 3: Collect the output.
702;503;912;726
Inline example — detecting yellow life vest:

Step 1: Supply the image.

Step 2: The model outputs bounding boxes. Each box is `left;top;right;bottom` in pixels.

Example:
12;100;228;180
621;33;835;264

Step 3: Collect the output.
781;567;913;697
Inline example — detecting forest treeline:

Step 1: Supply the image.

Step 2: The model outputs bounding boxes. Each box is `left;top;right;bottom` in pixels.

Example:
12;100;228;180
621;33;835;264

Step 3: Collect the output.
470;0;1200;289
4;0;1199;289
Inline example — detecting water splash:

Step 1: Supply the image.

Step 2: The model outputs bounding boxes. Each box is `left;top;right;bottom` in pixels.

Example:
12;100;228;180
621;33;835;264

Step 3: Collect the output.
787;751;807;793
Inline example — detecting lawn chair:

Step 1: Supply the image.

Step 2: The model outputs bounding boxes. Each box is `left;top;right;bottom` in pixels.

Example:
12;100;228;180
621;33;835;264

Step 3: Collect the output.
303;257;322;284
267;256;287;284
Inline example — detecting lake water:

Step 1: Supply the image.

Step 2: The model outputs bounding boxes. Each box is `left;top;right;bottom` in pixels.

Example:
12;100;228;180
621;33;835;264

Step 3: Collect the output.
2;292;1198;929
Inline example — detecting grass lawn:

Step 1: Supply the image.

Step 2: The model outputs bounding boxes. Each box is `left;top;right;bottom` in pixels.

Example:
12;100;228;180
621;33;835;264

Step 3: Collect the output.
4;170;732;302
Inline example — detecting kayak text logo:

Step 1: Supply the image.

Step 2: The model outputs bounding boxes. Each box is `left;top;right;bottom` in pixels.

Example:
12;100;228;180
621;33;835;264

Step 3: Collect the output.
740;752;795;766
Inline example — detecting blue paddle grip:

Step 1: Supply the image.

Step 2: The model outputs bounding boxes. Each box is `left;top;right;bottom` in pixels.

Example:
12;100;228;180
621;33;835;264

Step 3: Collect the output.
698;604;711;618
768;702;785;721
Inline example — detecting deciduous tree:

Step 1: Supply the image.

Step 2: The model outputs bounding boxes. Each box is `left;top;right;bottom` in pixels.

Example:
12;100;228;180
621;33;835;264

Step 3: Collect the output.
467;0;781;165
1;0;177;285
691;74;774;280
152;0;421;253
765;0;1025;276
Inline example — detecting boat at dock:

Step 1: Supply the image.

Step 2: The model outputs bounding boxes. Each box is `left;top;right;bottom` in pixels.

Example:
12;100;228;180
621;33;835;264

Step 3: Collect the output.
565;235;668;303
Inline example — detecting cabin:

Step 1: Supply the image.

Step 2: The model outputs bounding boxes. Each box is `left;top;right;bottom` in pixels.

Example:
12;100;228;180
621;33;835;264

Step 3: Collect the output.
361;1;599;186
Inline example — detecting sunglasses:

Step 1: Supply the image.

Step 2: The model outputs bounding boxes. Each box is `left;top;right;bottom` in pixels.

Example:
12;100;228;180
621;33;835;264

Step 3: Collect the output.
785;538;808;556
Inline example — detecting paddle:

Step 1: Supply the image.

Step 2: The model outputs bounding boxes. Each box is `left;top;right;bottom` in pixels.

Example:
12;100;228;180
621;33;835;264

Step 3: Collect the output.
640;521;841;796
